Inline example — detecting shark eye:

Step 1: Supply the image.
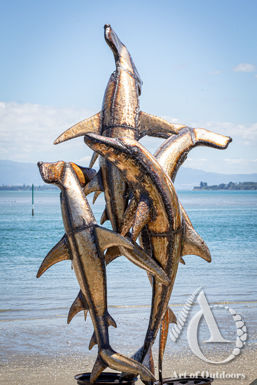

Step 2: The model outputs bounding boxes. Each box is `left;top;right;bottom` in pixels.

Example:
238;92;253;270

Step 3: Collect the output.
137;84;141;96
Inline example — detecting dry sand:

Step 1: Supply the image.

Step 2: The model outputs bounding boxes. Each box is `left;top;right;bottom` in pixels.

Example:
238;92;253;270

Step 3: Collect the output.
1;347;256;385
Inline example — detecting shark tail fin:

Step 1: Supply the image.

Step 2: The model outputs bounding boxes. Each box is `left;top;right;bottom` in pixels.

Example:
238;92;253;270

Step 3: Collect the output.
121;345;154;384
36;235;71;278
90;354;108;383
100;348;155;383
54;112;101;144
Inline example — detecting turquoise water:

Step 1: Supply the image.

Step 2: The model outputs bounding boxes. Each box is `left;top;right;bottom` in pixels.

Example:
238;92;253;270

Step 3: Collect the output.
0;190;256;359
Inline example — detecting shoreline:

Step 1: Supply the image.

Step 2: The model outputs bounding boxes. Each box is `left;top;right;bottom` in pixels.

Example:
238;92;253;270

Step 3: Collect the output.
1;346;256;385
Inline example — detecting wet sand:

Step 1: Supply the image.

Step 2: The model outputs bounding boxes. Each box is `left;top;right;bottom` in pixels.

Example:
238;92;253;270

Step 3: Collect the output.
1;346;256;385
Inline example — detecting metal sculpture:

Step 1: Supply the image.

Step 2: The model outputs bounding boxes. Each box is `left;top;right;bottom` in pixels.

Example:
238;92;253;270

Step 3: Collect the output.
37;24;232;384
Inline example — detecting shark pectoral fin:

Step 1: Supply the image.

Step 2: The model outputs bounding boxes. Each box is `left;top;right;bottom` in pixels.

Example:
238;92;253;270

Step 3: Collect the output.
89;332;97;350
168;307;177;324
131;200;151;240
100;206;109;225
120;242;170;286
120;197;138;236
93;191;102;204
105;246;121;264
54;112;101;144
139;111;187;139
182;221;211;262
67;290;89;324
89;152;99;168
36;235;71;278
83;170;104;196
94;226;134;253
90;354;107;383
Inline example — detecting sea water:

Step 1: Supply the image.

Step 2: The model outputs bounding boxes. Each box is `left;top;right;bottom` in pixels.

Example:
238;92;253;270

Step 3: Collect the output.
0;190;256;360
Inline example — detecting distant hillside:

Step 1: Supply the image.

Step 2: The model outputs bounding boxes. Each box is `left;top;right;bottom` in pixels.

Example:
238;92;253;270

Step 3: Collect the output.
194;181;257;190
0;159;257;190
0;160;42;185
174;167;257;190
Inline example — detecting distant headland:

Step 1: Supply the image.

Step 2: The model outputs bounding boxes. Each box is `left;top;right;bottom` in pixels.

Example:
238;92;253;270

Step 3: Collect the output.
0;185;56;191
194;181;257;190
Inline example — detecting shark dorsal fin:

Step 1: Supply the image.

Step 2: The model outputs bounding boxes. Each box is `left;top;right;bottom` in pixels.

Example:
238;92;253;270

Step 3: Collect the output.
95;225;169;285
95;225;134;253
36;235;71;278
54;112;101;144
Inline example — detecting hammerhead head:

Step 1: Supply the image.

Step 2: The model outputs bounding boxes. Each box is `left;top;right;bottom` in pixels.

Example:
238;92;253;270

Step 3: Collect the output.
54;24;184;242
83;133;184;377
36;161;171;383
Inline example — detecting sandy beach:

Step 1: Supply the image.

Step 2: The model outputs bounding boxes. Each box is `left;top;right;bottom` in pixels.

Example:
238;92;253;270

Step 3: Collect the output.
1;346;256;385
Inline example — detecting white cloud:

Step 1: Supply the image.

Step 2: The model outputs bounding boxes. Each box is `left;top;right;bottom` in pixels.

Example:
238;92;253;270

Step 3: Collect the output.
0;101;94;163
163;115;257;145
233;63;256;72
0;101;257;174
224;158;257;165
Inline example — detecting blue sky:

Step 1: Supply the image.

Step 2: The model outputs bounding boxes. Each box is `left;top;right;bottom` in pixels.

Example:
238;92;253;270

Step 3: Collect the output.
0;0;257;174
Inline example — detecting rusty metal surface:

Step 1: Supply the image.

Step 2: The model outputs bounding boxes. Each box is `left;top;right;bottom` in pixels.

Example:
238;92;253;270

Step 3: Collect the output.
37;161;155;383
36;24;233;383
84;134;183;370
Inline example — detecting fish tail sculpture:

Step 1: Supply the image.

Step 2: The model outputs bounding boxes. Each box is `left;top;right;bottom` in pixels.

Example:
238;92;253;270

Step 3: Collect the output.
37;160;160;383
83;133;185;377
155;126;232;182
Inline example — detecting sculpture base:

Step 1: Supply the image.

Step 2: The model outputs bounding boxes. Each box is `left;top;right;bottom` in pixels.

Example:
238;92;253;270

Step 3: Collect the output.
155;377;213;385
75;372;138;385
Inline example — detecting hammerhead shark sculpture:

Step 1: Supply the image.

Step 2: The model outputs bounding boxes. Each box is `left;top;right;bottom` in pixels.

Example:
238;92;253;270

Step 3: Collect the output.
40;23;233;381
54;24;184;242
36;161;172;383
83;133;184;376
